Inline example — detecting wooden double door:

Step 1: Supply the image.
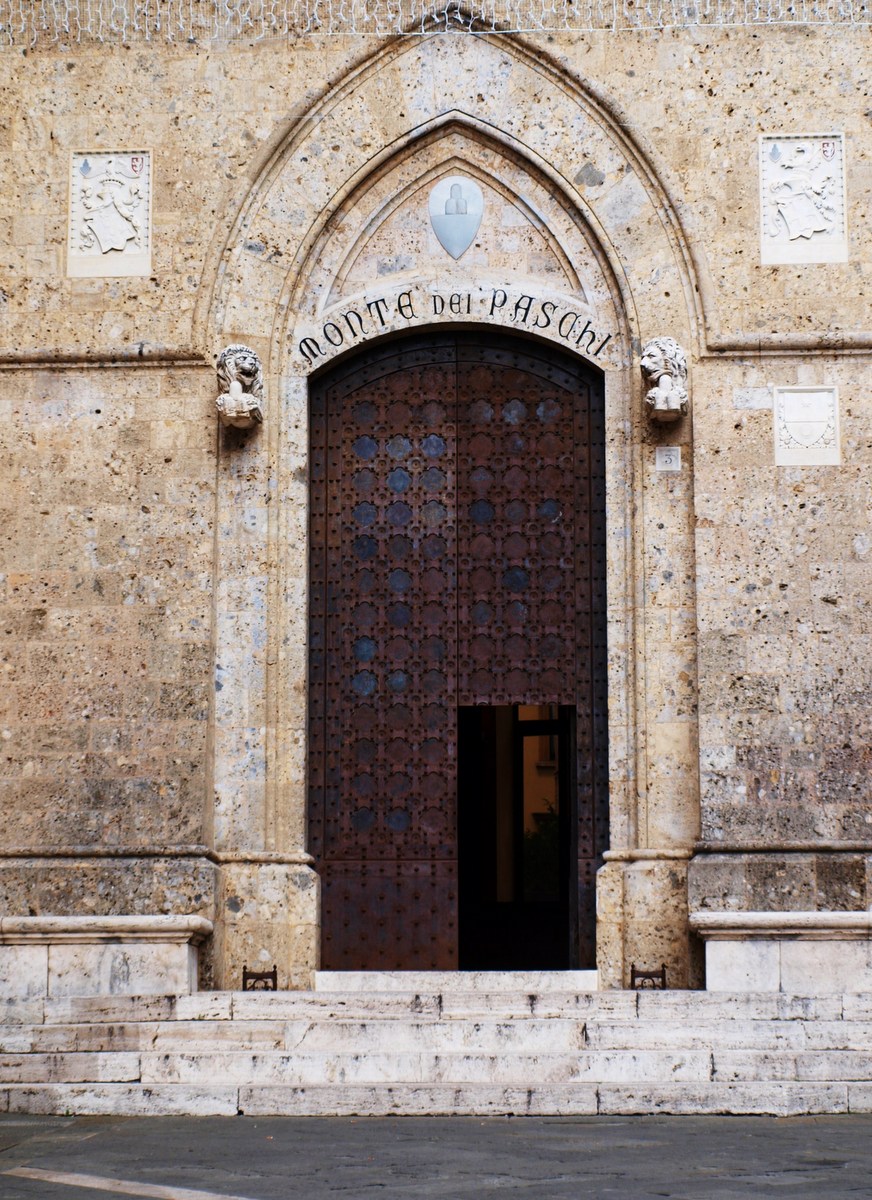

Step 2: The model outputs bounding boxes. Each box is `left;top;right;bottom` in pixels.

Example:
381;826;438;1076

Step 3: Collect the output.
308;331;608;970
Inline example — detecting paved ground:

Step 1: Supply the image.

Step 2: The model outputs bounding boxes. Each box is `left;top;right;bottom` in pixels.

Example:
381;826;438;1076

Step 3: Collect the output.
2;1113;872;1199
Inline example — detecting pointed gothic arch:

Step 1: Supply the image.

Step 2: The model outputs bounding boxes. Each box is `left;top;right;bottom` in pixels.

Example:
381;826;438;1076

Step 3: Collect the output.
206;31;702;989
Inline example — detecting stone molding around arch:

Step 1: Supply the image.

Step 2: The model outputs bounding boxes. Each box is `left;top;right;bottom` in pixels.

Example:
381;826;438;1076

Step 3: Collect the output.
203;34;698;369
282;121;629;377
208;32;701;990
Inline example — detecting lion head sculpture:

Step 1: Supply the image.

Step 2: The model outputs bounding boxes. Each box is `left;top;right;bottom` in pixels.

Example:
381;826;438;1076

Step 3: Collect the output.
640;336;689;423
216;344;264;429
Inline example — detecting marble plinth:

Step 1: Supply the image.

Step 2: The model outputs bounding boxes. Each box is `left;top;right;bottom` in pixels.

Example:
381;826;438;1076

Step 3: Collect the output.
0;916;213;1001
690;912;872;993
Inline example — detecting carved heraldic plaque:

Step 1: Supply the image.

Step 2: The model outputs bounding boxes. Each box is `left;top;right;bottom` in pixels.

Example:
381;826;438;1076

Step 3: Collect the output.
774;387;840;466
759;135;847;265
68;151;152;277
429;176;484;260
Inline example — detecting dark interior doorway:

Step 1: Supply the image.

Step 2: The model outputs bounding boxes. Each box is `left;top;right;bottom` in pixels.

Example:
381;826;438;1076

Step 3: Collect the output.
308;330;608;971
458;704;577;969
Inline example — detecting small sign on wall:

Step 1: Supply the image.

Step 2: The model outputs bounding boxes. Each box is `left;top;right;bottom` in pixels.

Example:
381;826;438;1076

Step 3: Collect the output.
68;151;152;277
759;134;847;265
774;387;840;466
655;446;681;472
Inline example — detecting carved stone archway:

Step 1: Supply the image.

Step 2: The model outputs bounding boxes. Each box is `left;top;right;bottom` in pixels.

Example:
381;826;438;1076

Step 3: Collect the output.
204;32;701;989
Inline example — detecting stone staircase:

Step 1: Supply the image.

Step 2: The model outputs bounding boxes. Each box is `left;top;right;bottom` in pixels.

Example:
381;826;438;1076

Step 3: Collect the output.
2;974;872;1116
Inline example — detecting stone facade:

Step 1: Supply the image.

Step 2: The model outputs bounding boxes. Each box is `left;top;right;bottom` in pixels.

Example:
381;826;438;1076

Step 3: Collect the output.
0;22;869;997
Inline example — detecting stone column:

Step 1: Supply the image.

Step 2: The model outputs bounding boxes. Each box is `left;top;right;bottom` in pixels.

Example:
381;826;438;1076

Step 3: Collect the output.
210;366;318;990
596;356;702;989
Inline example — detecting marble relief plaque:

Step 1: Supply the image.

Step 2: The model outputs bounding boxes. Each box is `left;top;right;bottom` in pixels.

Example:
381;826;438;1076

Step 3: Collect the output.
759;134;847;264
68;151;152;277
428;176;483;260
774;387;840;466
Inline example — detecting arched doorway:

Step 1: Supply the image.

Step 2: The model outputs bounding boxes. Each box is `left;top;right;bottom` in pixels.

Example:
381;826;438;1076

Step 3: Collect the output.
308;330;608;970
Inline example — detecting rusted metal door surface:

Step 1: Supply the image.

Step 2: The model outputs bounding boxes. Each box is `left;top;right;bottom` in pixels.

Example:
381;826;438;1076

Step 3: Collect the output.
309;332;607;969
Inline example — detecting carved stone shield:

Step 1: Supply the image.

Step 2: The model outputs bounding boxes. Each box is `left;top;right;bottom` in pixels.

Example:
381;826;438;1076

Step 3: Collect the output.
777;390;836;448
429;176;483;260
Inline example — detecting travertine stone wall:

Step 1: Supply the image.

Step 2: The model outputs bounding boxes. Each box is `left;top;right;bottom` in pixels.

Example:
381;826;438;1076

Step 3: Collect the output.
694;365;869;844
0;24;868;990
689;355;871;916
2;29;869;356
0;365;218;974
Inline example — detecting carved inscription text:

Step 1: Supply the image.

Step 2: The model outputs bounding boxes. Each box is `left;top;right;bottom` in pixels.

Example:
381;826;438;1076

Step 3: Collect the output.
298;287;614;368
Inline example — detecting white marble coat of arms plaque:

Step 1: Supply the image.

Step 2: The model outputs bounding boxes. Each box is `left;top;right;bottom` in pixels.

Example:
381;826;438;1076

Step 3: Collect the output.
429;176;483;260
68;151;152;277
759;134;847;265
774;386;841;466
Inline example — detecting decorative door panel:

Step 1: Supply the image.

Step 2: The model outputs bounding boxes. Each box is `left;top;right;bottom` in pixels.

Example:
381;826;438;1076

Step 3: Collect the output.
455;345;589;707
309;333;608;970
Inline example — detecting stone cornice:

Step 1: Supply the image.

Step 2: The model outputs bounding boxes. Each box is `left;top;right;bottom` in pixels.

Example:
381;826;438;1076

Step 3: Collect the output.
690;911;872;941
0;914;214;945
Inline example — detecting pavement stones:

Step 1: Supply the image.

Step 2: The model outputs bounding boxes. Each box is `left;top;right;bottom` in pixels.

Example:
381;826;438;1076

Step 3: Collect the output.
2;1113;872;1199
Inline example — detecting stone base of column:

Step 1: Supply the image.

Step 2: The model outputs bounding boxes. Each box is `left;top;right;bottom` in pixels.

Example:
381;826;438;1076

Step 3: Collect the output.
0;855;218;979
213;860;320;990
596;854;701;989
0;914;214;1002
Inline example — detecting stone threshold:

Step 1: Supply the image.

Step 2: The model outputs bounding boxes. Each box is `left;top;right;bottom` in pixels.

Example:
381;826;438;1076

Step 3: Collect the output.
314;970;599;992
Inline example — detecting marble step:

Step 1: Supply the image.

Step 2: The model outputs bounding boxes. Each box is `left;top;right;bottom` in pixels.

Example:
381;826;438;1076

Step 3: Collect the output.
237;1080;863;1117
17;1016;588;1055
137;1046;715;1086
147;1016;589;1054
135;1047;872;1088
3;1082;241;1117
37;991;626;1026
314;970;599;992
15;1015;869;1059
5;1079;870;1118
0;1052;141;1084
20;1041;872;1090
11;1015;866;1058
39;989;851;1027
8;988;872;1116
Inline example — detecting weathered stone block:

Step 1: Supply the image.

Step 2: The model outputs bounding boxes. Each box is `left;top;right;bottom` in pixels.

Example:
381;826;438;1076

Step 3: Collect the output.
712;1051;800;1081
597;1082;848;1116
0;945;47;1003
6;1083;239;1116
0;1051;141;1084
692;912;872;994
0;916;212;999
706;940;781;992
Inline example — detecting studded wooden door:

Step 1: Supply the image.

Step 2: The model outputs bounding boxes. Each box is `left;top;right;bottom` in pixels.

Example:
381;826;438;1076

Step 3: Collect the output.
309;332;608;970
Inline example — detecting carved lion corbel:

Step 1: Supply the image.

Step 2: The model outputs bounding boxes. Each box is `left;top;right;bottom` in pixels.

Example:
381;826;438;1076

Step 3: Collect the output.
216;344;264;429
641;337;689;423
